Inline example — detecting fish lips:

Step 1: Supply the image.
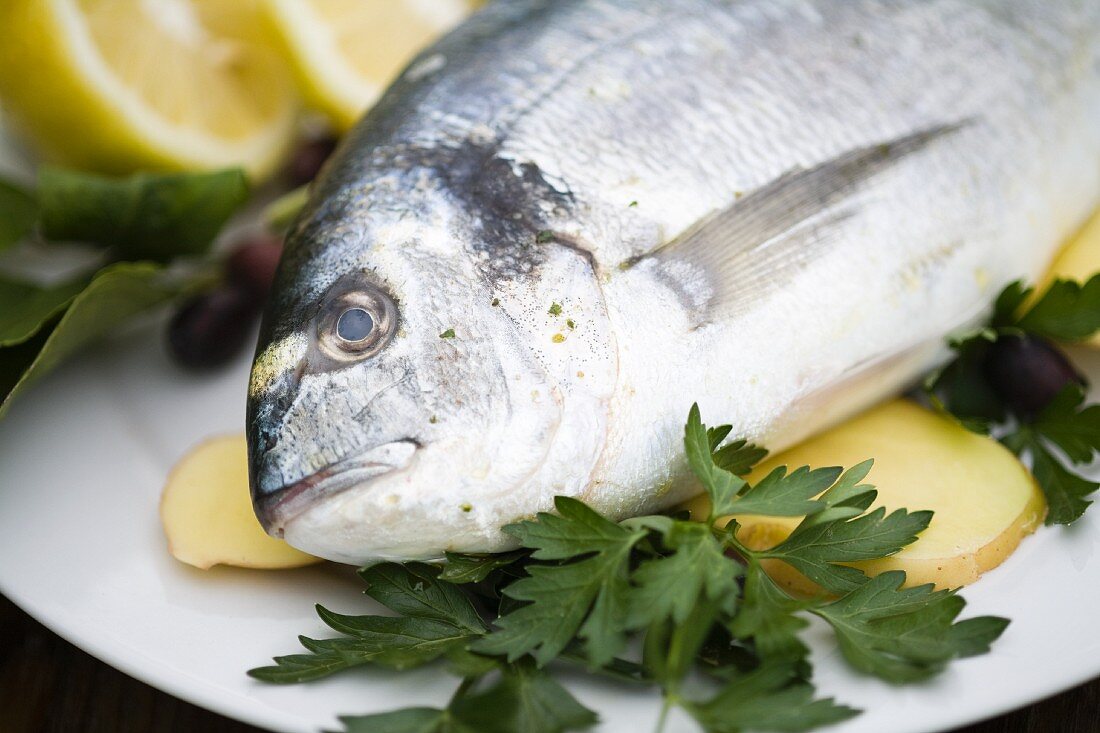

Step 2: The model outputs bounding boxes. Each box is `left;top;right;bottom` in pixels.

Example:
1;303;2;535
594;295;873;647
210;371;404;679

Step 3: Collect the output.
252;439;420;537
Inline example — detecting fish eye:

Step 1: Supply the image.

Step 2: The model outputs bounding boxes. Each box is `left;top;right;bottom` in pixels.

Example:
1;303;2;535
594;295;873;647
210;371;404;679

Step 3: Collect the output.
316;279;397;363
336;307;374;342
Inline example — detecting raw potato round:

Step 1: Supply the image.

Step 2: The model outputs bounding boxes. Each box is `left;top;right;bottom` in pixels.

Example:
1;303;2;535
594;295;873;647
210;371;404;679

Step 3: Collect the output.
683;400;1046;592
160;434;320;570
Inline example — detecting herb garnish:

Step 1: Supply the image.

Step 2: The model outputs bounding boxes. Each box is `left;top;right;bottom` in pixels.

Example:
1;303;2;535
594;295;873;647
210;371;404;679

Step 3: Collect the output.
0;167;248;418
926;276;1100;524
252;405;1006;733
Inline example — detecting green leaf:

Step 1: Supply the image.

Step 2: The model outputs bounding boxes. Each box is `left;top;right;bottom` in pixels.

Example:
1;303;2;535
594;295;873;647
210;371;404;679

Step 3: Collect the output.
341;665;597;733
1016;275;1100;341
923;335;1003;425
472;497;646;667
759;501;931;595
685;403;747;518
727;465;837;517
728;562;811;665
712;439;768;476
812;571;1008;683
451;661;598;733
684;662;859;733
0;275;88;347
0;178;38;252
439;552;528;584
360;563;487;632
643;596;723;692
1029;386;1100;464
0;262;181;419
756;499;928;598
1025;437;1095;525
38;167;248;261
263;185;308;233
249;565;487;683
991;280;1031;326
340;706;478;733
627;521;741;627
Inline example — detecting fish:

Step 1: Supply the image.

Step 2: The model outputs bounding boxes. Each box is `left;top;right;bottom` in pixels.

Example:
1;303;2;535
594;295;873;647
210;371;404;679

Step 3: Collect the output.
246;0;1100;564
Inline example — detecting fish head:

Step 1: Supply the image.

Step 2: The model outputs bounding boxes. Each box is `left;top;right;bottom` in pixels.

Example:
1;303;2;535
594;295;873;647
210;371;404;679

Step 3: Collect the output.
246;193;616;564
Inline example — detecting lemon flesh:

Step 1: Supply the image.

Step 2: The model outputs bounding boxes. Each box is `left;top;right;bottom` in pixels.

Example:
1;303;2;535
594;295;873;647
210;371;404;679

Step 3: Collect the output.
0;0;298;179
263;0;474;130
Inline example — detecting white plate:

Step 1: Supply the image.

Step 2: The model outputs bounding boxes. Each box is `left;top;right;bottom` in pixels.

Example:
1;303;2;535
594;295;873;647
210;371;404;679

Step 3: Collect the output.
1;320;1099;733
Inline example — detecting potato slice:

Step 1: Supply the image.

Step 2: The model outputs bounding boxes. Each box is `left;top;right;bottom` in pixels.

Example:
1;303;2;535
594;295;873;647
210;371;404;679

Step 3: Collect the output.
160;434;320;570
683;400;1045;592
1043;209;1100;346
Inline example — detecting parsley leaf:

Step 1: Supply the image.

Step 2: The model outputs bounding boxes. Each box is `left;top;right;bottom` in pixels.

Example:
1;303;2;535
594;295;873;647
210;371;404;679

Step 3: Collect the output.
729;562;811;665
450;661;598;733
741;462;930;595
256;404;1012;733
812;571;1008;683
248;564;487;683
439;551;529;584
627;521;741;627
685;403;747;518
684;662;859;733
340;706;476;733
1015;275;1100;341
712;438;768;476
1028;386;1100;463
340;664;597;733
728;465;836;517
472;497;646;667
1002;385;1100;524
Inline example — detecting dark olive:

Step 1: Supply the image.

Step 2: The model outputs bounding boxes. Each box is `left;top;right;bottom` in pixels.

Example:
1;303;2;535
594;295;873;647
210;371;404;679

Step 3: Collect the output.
225;233;283;299
286;135;338;186
167;286;259;369
983;334;1085;417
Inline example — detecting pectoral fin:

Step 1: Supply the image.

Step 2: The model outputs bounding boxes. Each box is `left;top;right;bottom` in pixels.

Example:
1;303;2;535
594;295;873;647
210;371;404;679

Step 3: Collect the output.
636;123;966;319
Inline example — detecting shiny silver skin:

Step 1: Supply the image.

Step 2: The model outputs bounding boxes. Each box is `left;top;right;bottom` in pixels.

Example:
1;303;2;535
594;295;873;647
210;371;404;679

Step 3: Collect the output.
248;0;1100;563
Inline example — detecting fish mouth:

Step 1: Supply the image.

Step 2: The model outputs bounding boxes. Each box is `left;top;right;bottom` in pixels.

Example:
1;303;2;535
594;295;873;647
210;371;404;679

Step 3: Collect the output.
255;439;420;536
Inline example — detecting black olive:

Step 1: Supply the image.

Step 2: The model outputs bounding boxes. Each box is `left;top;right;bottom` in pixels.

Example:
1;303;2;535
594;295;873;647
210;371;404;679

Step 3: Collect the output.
167;285;259;369
983;334;1085;417
286;135;338;187
225;233;283;299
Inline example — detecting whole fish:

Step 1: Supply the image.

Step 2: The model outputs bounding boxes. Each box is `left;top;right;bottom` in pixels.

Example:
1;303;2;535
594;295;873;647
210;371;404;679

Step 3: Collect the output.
247;0;1100;564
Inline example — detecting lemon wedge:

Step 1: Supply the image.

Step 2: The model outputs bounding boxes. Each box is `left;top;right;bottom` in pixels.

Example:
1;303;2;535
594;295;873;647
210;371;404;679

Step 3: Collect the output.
262;0;475;130
0;0;298;179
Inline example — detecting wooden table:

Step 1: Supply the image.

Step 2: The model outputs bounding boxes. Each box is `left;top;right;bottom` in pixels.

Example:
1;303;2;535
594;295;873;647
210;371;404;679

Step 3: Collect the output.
2;594;1095;733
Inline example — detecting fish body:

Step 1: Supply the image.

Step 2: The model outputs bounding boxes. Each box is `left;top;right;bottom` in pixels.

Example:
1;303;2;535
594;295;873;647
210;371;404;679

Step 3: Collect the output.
248;0;1100;563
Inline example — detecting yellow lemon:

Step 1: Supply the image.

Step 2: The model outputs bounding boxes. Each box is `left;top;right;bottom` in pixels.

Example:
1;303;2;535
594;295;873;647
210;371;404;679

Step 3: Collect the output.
0;0;299;179
262;0;476;130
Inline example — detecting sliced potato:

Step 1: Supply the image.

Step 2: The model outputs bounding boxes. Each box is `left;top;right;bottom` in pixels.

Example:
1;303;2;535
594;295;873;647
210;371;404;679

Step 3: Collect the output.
160;434;320;570
683;400;1045;592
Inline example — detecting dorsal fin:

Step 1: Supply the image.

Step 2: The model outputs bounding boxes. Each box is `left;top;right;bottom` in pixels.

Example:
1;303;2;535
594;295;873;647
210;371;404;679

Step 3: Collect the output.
632;123;966;318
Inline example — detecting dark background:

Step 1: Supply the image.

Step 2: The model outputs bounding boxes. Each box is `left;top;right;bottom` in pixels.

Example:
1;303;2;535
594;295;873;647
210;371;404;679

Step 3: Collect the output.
3;595;1098;733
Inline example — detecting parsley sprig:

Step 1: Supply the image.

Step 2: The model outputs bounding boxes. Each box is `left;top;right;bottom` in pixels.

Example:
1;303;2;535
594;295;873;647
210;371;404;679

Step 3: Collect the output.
926;275;1100;524
251;405;1007;733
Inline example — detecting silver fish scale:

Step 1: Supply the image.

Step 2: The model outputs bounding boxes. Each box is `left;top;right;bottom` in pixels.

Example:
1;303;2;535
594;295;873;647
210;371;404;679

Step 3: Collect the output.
250;0;1100;562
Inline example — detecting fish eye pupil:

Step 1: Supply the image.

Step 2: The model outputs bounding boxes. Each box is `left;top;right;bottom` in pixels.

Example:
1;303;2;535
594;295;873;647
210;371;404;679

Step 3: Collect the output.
336;307;374;342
